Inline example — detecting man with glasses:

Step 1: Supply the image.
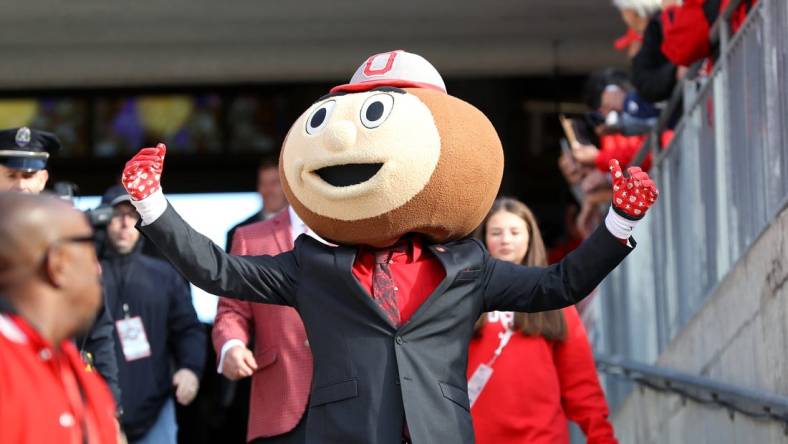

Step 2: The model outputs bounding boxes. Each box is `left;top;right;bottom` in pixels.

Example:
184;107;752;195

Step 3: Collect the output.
0;192;119;443
99;185;206;444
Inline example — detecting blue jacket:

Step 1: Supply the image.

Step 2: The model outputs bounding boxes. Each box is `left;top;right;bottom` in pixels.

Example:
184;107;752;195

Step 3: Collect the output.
102;239;206;440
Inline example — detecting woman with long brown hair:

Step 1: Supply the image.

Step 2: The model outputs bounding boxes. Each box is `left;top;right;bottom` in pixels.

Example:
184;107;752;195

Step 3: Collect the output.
467;197;618;444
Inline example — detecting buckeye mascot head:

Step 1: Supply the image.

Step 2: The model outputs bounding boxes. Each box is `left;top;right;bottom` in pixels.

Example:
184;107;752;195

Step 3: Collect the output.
280;50;504;247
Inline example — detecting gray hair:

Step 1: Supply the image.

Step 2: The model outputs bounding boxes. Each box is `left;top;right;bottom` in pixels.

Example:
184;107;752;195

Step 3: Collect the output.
612;0;663;17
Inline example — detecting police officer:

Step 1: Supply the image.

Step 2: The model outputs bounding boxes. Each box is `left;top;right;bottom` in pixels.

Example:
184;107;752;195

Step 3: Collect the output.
0;126;123;408
0;126;59;193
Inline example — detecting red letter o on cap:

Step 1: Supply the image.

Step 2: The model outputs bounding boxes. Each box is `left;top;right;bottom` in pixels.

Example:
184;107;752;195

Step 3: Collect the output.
363;51;398;77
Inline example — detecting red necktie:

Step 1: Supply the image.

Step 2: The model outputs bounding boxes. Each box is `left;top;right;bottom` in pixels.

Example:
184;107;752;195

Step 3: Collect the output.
372;248;402;327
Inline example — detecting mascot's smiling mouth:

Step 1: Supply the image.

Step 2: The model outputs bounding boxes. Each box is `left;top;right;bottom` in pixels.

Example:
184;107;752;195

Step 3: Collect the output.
314;163;384;187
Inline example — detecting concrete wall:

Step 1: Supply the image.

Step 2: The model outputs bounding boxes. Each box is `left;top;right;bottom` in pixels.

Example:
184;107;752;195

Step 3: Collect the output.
611;206;788;443
0;0;625;89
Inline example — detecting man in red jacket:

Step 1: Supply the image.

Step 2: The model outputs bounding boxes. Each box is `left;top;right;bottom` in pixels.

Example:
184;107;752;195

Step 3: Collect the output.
0;192;119;444
213;205;316;443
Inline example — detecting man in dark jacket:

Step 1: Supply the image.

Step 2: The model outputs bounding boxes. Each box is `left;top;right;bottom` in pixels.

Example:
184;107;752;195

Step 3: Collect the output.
100;185;206;443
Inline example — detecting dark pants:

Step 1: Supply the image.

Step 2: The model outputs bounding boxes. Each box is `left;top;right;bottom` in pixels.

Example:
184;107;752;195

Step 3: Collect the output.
176;324;249;444
249;411;308;444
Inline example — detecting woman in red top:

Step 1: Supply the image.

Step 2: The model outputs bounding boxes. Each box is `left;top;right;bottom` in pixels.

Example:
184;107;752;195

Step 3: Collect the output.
467;197;618;444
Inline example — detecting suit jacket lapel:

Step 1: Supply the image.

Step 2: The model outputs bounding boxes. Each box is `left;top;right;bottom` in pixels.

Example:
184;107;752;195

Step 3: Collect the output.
334;246;398;330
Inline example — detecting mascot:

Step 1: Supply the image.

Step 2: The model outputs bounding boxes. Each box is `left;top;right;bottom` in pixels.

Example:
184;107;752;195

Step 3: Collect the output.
121;50;657;443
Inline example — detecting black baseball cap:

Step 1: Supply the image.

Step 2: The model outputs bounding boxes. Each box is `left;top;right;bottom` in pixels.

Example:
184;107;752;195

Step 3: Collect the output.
101;185;132;207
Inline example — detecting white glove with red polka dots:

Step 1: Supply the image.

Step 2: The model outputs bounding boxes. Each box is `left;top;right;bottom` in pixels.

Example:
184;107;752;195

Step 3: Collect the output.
604;159;659;240
121;143;168;224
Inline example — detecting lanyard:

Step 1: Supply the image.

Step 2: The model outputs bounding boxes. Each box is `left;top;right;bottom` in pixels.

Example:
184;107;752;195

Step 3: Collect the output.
107;256;133;319
485;327;514;368
467;321;516;408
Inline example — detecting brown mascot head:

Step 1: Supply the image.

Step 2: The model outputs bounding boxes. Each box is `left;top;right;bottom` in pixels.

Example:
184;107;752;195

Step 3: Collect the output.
280;50;503;247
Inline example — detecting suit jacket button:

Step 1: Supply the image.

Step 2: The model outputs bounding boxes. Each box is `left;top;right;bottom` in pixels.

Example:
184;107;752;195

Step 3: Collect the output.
395;336;404;345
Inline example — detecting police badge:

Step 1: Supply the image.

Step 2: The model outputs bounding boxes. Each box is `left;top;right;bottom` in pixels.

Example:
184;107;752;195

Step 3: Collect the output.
15;127;31;148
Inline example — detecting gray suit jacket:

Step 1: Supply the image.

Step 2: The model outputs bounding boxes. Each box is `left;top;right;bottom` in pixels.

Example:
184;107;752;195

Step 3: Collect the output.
141;203;632;444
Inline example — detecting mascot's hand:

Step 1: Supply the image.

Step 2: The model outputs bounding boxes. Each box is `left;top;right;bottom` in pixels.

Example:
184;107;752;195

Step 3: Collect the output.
122;143;166;201
122;143;168;225
609;159;658;220
603;159;659;240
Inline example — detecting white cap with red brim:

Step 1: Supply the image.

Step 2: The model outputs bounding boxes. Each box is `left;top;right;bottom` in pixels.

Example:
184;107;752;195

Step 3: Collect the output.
330;50;447;94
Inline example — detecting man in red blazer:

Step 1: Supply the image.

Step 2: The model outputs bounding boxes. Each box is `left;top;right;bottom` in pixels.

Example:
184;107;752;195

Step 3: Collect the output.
212;206;314;443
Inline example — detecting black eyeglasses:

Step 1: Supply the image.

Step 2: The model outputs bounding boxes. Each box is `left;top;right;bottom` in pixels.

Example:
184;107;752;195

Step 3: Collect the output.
37;233;98;270
57;233;98;245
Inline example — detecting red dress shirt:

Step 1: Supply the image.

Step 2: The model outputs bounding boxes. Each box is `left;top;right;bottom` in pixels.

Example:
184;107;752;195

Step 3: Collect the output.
352;237;445;324
0;313;118;444
467;307;617;444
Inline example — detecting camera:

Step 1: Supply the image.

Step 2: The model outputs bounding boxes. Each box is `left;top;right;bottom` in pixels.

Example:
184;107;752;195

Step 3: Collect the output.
53;181;114;228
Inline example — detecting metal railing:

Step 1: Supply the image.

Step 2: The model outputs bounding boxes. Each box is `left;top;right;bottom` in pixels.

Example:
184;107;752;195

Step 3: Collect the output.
585;0;788;411
595;354;788;431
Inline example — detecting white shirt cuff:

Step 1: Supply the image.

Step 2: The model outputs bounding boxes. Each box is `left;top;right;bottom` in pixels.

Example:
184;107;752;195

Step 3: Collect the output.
604;207;639;241
130;188;168;226
217;339;246;374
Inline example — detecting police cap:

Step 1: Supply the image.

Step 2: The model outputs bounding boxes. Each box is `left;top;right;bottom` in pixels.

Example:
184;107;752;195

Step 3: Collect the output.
0;127;61;172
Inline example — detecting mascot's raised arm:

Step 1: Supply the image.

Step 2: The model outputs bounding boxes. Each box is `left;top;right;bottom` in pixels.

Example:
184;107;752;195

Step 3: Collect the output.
121;50;657;444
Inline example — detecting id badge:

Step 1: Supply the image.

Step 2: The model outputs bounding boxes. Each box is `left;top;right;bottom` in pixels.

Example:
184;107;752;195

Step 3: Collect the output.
115;316;151;361
467;363;494;407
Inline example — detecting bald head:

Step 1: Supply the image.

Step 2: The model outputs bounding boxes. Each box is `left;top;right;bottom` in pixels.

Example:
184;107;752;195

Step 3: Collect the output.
0;193;78;283
0;192;101;343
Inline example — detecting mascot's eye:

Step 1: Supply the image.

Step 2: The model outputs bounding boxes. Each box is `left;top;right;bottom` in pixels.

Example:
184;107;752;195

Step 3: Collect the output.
359;93;394;129
306;100;336;135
